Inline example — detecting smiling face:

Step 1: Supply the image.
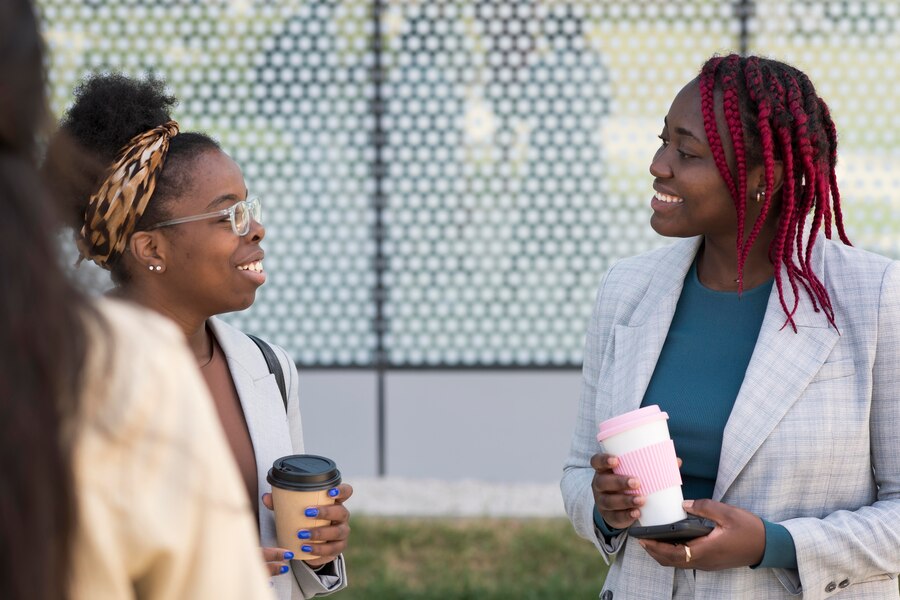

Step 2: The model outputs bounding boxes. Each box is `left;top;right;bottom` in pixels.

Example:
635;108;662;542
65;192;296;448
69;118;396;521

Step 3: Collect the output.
649;79;754;241
156;149;266;318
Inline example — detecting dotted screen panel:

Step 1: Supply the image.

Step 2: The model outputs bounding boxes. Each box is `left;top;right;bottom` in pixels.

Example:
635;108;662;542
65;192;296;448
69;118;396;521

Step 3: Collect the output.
751;0;900;262
41;1;900;367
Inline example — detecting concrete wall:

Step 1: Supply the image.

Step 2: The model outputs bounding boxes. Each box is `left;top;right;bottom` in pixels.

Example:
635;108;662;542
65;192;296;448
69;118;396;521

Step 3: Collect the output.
298;370;583;484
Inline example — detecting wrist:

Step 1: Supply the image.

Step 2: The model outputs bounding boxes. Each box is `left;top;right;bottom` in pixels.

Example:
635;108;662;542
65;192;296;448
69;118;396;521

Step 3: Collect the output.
749;516;766;567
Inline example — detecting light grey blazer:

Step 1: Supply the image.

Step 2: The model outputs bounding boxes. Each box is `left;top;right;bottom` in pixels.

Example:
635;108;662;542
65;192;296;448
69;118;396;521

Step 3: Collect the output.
561;236;900;599
209;318;347;600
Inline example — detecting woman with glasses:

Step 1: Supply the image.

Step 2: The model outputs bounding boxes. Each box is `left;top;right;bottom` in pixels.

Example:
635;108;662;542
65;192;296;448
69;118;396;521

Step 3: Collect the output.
49;73;350;600
2;1;275;597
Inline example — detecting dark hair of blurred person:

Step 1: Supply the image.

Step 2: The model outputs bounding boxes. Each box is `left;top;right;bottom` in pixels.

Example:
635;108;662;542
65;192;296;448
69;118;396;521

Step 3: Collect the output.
1;3;276;600
0;1;91;597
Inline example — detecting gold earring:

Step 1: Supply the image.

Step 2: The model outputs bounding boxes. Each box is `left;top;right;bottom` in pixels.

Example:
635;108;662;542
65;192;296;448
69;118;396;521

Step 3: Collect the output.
756;190;765;204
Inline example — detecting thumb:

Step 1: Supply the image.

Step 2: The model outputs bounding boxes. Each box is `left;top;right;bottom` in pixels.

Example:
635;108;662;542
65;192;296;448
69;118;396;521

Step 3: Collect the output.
682;498;722;523
261;492;274;511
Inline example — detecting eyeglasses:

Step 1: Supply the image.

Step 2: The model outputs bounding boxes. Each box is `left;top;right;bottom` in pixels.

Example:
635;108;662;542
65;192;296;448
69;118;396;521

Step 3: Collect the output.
150;197;262;237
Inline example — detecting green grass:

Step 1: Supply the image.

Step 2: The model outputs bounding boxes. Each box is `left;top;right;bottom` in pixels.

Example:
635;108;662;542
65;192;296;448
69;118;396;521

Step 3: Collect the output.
339;516;608;600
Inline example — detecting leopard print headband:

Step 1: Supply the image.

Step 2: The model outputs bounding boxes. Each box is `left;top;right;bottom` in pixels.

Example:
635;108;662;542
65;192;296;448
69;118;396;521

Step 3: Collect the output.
75;120;179;269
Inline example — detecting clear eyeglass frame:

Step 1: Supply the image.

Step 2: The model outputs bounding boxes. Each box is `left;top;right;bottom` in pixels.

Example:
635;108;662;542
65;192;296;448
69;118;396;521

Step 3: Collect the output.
150;197;261;236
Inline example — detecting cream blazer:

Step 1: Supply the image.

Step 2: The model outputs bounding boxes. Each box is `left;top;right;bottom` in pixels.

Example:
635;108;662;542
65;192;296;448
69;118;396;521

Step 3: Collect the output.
561;236;900;599
71;299;273;600
208;317;347;600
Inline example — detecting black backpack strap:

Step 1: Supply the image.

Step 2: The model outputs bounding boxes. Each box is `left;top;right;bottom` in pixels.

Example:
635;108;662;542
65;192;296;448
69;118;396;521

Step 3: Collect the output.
247;333;288;412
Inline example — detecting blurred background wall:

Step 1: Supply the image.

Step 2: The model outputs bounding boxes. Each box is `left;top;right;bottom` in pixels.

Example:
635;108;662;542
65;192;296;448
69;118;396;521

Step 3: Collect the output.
40;0;900;484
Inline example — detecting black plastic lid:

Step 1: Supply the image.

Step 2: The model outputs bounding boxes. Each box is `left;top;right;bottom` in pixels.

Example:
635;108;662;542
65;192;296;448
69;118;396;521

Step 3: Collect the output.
267;454;341;492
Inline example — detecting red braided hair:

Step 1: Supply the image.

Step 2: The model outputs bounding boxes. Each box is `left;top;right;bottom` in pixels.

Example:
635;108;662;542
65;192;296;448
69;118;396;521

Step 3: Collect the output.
698;54;850;330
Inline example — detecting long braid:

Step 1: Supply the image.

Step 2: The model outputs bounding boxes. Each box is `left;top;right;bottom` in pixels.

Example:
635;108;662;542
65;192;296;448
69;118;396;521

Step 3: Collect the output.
698;55;849;330
756;64;813;328
785;72;835;324
700;57;748;288
819;98;852;245
720;56;750;289
787;73;823;266
768;74;803;327
766;69;808;310
775;67;829;325
700;58;738;203
739;57;776;274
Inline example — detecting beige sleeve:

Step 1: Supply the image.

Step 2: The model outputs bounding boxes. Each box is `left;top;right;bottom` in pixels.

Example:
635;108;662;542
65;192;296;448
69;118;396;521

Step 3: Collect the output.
70;300;274;600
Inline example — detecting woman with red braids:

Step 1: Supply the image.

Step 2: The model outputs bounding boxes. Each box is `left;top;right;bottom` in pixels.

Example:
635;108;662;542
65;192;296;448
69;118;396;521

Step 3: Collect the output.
561;54;900;599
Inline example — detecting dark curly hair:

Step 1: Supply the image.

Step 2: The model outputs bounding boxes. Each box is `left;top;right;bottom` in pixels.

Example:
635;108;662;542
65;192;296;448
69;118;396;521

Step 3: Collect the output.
49;73;220;284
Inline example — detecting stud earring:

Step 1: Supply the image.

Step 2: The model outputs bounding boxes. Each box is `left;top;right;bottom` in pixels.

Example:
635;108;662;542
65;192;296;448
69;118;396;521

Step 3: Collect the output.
149;265;163;272
756;190;766;204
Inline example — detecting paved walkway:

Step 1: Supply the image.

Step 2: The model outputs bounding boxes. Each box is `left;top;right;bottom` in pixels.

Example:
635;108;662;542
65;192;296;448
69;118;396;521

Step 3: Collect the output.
347;477;566;518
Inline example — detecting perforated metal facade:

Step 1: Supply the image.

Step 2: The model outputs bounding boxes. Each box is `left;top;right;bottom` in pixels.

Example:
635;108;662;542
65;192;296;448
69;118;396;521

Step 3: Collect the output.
43;0;900;367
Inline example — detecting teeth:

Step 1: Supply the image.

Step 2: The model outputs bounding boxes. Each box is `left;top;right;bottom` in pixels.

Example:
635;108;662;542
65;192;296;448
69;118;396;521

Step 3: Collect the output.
654;191;684;204
237;260;263;272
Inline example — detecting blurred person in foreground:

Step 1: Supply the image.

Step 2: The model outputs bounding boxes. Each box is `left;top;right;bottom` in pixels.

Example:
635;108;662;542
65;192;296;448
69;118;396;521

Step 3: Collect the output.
0;1;274;599
45;73;351;599
561;54;900;599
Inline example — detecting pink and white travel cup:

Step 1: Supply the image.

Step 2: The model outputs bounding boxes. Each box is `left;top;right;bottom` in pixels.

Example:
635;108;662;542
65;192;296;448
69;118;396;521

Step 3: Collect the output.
597;405;687;526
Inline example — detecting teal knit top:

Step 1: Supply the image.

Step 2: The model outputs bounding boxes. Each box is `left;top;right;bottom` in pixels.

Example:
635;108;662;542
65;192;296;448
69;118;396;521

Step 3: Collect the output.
595;259;796;569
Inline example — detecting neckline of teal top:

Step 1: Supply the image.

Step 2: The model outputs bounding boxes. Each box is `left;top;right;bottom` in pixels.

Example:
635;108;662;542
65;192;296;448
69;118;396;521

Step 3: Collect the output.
690;260;775;297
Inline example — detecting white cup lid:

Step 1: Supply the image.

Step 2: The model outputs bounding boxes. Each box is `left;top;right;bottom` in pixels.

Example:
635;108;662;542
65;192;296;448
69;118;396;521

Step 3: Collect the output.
597;405;669;441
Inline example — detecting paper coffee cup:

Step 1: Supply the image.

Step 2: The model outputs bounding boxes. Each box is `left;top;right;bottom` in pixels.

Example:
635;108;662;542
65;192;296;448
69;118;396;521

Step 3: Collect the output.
267;454;342;560
597;405;687;526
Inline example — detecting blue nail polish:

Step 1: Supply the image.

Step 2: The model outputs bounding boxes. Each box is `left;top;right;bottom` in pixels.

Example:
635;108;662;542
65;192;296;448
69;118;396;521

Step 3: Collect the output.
305;507;319;518
297;530;311;539
283;551;294;560
328;488;339;497
279;565;289;574
301;545;313;553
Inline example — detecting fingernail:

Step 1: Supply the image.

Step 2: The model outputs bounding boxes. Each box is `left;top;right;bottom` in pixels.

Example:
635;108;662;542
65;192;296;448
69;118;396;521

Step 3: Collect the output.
279;565;289;574
607;457;617;467
638;540;647;548
283;551;294;560
630;509;640;518
305;507;319;518
628;479;639;489
297;530;311;539
683;500;694;508
328;487;339;497
301;545;313;553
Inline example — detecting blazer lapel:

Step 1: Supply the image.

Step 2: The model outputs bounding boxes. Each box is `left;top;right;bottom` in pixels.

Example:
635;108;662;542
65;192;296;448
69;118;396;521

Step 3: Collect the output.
714;240;839;500
610;237;702;413
208;318;293;541
224;356;293;466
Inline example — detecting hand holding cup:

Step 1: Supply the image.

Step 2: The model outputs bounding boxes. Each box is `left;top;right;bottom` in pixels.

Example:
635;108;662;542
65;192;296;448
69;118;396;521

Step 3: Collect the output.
591;452;646;530
596;405;687;527
265;455;352;568
262;483;352;568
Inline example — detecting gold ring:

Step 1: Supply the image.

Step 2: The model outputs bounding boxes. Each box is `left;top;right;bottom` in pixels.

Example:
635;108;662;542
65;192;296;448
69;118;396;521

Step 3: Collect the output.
684;545;692;563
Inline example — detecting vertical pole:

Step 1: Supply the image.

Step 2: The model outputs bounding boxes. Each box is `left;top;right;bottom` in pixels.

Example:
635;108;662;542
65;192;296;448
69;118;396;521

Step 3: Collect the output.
737;0;753;56
370;0;388;477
